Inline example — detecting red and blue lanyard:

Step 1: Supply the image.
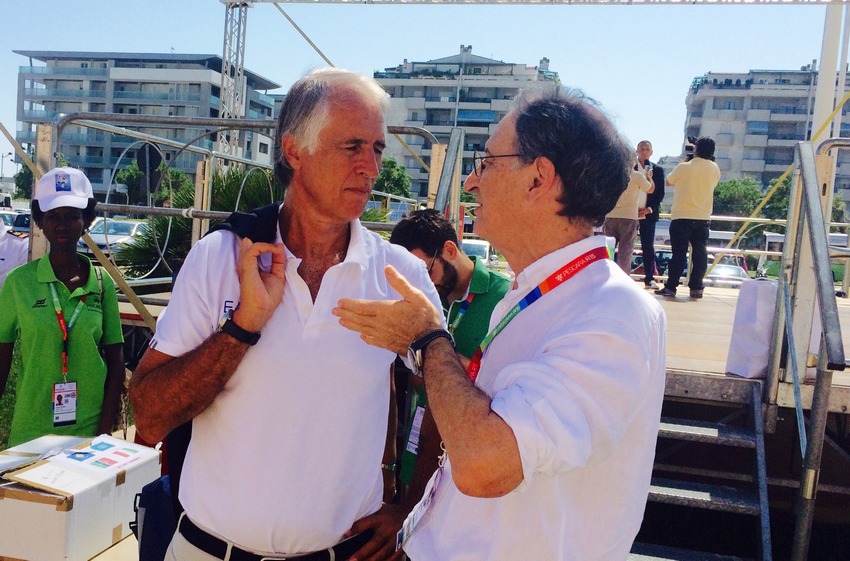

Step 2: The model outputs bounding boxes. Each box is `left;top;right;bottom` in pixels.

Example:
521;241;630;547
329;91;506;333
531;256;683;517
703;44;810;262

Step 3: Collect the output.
447;292;475;334
48;282;87;383
466;246;609;382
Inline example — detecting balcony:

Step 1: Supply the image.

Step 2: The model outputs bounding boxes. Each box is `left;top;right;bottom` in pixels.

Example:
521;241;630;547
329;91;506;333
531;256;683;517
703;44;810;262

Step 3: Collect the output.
744;134;768;147
765;162;791;173
771;112;807;123
64;155;104;166
747;109;771;121
58;132;107;144
20;66;108;77
16;131;36;144
113;91;202;102
24;88;106;99
767;135;805;147
704;109;745;120
741;159;765;173
22;109;58;120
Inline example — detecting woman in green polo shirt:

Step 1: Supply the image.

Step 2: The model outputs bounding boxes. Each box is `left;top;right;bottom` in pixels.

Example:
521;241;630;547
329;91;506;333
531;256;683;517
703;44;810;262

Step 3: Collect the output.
0;167;124;447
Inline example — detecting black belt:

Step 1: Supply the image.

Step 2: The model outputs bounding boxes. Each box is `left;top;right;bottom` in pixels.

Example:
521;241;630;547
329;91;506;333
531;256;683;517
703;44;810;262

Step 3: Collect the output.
178;515;374;561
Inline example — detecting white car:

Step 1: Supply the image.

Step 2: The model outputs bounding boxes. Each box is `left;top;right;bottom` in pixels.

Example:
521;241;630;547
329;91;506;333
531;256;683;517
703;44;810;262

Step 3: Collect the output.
461;239;500;267
0;210;17;228
78;219;148;258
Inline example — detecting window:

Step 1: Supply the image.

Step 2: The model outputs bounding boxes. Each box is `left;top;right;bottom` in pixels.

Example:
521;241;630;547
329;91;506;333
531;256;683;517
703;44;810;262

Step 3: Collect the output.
259;143;269;155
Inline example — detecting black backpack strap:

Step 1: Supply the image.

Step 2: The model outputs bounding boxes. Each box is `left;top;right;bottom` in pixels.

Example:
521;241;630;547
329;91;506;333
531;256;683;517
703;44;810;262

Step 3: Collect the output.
206;201;281;243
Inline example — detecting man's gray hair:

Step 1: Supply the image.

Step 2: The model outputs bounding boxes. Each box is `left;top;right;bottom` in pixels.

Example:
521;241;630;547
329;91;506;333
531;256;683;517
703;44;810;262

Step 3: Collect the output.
273;68;388;185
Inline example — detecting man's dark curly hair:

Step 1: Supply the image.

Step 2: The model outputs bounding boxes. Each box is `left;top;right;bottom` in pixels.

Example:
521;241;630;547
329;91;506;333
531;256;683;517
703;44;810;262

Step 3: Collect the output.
32;198;98;230
512;88;632;228
389;209;459;257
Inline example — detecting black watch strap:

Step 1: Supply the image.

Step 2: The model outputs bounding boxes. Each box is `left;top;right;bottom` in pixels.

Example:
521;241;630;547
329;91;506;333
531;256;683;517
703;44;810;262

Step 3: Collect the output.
218;310;261;346
410;329;454;353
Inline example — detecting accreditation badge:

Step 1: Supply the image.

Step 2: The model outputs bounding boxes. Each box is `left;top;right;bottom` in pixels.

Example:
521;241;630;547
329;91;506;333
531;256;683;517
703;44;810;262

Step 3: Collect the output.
53;381;78;427
396;463;443;550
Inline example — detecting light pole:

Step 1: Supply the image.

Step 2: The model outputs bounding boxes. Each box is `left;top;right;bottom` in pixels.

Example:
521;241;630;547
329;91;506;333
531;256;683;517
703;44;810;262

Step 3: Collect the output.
0;152;12;179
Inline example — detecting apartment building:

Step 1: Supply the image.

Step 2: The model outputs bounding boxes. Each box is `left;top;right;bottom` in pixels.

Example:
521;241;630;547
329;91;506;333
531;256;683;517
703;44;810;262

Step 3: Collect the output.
15;51;280;196
376;45;560;198
683;64;850;196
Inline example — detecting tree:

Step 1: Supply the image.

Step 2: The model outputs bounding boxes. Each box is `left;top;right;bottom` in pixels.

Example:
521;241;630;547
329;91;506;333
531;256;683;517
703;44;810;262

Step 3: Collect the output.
114;160;193;205
13;164;33;200
374;157;411;199
114;161;144;204
761;176;847;233
761;177;791;232
712;178;762;233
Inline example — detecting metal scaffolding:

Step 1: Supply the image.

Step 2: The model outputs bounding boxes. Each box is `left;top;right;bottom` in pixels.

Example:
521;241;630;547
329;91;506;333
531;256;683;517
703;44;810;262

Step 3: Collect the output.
218;1;251;158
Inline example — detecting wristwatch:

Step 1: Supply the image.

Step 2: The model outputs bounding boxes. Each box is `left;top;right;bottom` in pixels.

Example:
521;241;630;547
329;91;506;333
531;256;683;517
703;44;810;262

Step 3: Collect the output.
217;309;261;346
407;329;454;377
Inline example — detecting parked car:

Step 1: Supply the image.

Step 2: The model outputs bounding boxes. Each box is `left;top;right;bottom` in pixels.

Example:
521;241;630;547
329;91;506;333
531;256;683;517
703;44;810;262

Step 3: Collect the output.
703;263;750;288
0;210;17;227
77;218;148;258
11;211;30;234
462;239;500;267
632;249;749;288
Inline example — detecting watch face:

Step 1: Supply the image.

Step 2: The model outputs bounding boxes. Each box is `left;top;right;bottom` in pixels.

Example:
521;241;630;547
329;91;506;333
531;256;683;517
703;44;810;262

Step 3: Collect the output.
407;347;421;376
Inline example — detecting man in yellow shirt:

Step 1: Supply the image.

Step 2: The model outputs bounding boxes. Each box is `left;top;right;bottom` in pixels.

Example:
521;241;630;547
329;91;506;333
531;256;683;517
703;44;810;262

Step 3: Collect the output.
655;137;721;299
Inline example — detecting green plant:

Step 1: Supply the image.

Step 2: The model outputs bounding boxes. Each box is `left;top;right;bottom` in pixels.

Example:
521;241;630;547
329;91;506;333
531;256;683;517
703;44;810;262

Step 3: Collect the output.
0;347;21;450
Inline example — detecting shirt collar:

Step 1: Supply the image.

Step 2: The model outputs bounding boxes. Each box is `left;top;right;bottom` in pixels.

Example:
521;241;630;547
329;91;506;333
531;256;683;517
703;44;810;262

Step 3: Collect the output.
279;219;369;270
513;235;609;293
36;253;99;294
468;255;491;295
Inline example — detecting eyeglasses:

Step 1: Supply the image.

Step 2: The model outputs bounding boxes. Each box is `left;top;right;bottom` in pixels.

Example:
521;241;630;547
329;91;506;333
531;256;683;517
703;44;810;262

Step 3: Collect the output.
472;151;523;177
427;251;440;274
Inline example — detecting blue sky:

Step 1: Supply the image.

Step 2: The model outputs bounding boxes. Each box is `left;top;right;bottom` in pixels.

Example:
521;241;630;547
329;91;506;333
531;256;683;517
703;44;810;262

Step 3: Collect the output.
0;1;833;176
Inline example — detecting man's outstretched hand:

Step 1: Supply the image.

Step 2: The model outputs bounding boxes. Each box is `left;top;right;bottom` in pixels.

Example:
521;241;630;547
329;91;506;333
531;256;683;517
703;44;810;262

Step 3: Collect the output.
334;265;443;355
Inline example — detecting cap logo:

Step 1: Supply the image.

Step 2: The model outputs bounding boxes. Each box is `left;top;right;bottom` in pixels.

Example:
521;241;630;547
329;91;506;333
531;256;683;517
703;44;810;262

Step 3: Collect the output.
55;173;71;192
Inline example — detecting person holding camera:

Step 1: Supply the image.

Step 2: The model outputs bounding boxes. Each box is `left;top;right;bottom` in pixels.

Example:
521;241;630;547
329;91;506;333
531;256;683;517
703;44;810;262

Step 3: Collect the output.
655;136;721;299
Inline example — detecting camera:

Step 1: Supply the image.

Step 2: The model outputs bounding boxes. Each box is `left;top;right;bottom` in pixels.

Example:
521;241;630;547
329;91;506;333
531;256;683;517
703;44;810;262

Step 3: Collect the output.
684;136;697;162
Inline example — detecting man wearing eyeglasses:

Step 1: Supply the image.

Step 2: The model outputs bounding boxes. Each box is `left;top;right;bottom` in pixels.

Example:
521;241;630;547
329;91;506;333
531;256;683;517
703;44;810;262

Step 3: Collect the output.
334;88;666;560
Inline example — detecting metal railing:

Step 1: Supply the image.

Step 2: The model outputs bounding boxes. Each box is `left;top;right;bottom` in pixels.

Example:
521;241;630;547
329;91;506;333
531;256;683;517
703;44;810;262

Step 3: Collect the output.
761;140;846;561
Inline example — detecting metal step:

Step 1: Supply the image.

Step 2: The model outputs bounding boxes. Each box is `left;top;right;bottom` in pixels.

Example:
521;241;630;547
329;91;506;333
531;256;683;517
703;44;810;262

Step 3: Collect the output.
649;477;761;515
659;417;756;448
630;542;751;560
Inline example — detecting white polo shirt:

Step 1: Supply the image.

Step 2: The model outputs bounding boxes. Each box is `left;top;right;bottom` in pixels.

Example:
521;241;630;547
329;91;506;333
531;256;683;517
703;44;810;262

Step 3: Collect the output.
151;217;441;555
404;235;667;561
0;222;28;289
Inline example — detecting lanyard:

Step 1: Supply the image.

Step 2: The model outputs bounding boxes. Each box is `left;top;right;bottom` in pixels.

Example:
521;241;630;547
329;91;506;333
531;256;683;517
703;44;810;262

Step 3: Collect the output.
466;246;609;382
48;282;88;383
447;292;475;334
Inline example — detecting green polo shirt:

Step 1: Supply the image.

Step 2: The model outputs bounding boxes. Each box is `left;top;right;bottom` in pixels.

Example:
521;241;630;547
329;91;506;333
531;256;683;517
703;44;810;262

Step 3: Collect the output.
445;256;511;359
0;254;123;446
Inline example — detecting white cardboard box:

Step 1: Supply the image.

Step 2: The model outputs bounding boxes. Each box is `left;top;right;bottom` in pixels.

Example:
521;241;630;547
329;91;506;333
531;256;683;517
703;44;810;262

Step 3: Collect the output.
0;434;161;561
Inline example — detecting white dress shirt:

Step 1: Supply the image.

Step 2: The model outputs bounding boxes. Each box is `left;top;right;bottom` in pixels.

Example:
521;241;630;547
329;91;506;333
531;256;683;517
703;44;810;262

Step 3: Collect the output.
404;235;667;561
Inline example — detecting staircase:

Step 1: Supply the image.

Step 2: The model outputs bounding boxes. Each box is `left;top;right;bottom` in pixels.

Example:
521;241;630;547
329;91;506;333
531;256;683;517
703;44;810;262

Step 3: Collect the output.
630;374;772;561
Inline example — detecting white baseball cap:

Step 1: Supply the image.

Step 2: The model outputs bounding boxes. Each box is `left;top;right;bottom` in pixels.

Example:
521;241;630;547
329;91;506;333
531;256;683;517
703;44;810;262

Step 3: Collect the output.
34;167;93;212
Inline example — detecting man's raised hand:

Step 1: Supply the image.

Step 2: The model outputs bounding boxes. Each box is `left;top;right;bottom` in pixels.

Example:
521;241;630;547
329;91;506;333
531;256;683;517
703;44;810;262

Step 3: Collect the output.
233;238;286;333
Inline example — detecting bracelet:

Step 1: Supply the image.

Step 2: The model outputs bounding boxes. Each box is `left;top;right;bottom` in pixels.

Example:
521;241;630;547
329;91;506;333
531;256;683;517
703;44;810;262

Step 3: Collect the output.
381;463;397;472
